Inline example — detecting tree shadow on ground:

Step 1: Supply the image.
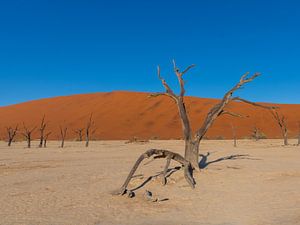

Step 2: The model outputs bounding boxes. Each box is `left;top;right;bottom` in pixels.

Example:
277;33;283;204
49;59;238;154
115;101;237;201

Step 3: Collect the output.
129;152;260;192
199;152;261;169
130;166;181;192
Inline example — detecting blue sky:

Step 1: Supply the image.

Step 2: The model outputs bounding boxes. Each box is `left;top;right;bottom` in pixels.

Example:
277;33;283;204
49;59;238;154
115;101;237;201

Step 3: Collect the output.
0;0;299;106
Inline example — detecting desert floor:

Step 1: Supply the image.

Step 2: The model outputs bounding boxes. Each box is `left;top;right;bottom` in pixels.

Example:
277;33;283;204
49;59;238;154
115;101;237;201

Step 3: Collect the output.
0;139;300;225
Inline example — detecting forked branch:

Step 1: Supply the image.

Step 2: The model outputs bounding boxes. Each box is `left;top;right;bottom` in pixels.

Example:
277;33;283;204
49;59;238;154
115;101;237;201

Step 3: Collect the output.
195;72;275;141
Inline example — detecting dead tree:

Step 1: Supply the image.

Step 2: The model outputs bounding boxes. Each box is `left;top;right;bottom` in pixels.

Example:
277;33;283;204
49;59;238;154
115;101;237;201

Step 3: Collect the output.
252;126;260;141
22;123;36;148
151;61;274;169
59;126;67;148
74;128;84;141
297;121;300;145
116;61;275;196
6;125;18;146
85;114;95;147
230;123;237;147
251;126;266;141
271;110;288;146
113;149;195;196
38;115;47;148
43;132;51;148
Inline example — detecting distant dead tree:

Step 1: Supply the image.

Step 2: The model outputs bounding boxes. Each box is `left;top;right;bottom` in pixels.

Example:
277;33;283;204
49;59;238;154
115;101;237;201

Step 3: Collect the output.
22;123;36;148
115;61;275;196
271;110;288;146
252;126;260;141
85;114;95;147
251;126;266;141
59;125;68;148
230;123;237;147
38;115;47;148
43;132;51;148
74;128;84;141
297;122;300;146
6;125;18;147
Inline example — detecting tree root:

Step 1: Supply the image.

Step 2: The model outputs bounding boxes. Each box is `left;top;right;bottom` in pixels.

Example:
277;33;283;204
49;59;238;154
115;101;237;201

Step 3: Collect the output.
113;149;196;196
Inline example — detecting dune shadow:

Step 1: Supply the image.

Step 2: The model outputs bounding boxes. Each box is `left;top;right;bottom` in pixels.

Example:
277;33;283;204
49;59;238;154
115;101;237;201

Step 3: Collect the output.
199;152;261;169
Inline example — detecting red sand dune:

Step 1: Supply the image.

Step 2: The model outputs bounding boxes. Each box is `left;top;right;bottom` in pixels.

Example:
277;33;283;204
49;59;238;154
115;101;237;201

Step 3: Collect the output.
0;91;299;140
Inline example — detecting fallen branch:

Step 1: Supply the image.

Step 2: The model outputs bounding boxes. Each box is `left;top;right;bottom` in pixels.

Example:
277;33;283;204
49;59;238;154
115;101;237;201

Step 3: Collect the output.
113;149;195;196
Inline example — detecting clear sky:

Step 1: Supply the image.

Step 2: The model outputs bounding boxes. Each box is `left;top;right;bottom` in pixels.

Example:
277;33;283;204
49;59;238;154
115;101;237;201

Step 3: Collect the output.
0;0;299;106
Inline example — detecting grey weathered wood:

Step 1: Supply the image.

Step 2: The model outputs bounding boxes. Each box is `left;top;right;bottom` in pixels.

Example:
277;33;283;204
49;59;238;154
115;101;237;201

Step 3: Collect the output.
153;62;275;169
161;155;171;185
113;149;195;196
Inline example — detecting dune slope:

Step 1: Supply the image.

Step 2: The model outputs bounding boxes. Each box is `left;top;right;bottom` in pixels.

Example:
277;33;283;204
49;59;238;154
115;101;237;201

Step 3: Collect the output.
0;91;299;140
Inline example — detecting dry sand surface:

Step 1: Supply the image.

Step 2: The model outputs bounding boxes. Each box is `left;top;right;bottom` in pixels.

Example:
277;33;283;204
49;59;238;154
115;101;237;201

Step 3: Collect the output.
0;139;300;225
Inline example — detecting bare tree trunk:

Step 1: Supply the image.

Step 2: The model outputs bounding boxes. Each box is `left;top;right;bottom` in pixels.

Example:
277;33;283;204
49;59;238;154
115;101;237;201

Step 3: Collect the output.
85;114;94;147
271;110;288;146
74;128;84;141
59;126;67;148
297;122;300;146
38;115;47;148
27;136;31;148
153;62;274;170
117;62;275;196
22;123;36;149
253;127;259;141
43;132;51;148
85;132;89;147
231;124;237;147
6;125;18;147
184;140;200;170
283;129;288;146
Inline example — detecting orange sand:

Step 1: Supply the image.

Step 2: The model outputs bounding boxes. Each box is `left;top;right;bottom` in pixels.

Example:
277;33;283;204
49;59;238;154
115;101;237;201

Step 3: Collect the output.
0;91;299;140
